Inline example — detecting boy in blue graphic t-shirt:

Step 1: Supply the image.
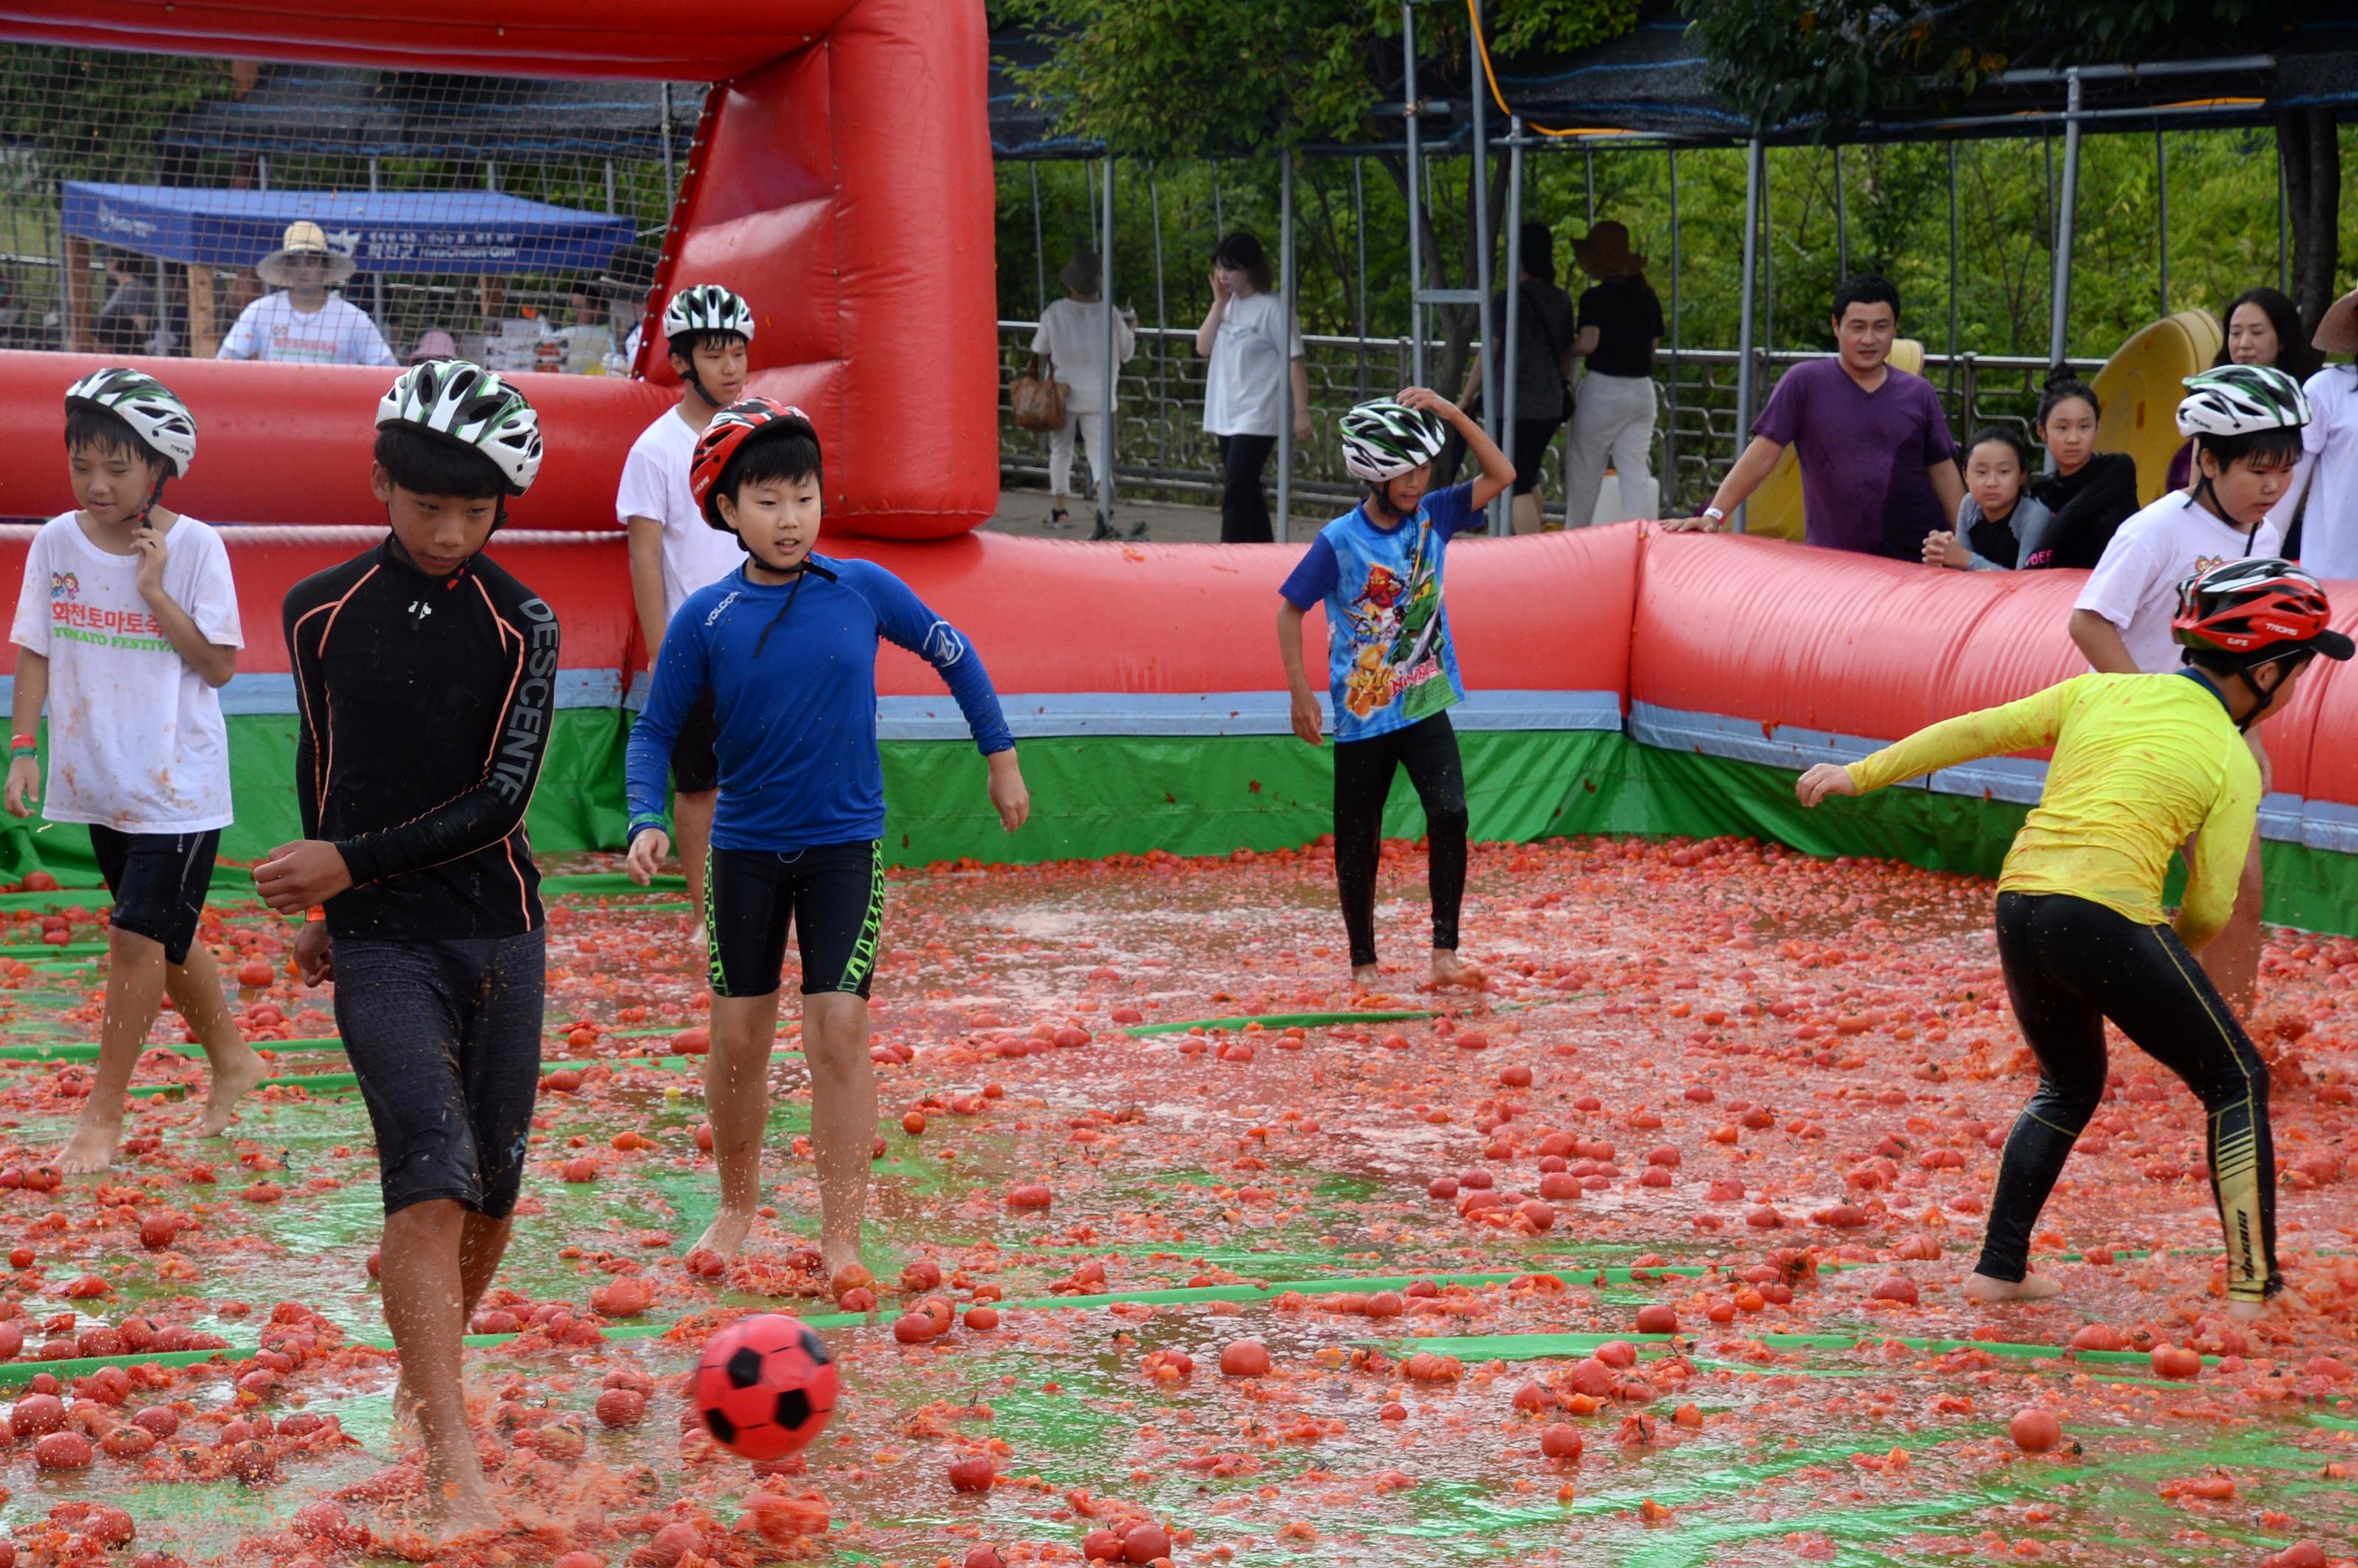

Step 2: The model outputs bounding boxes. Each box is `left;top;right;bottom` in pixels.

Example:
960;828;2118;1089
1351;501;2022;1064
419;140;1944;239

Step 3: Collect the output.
1276;390;1516;988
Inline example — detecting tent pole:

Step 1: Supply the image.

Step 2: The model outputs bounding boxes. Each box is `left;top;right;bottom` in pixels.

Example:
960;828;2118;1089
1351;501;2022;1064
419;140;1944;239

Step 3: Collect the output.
1402;0;1426;386
1150;172;1169;467
257;154;269;192
1947;141;1959;404
1584;145;1595;225
2277;144;2289;293
659;85;674;198
2155;128;2169;318
368;156;386;337
604;160;616;215
1834;144;1848;278
1501;117;1523;534
1029;163;1047;318
2046;68;2082;411
1354;156;1369;402
1470;1;1497;529
1734;135;1763;535
1100;155;1117;540
1760;144;1773;372
1666;146;1680;511
1278;150;1297;545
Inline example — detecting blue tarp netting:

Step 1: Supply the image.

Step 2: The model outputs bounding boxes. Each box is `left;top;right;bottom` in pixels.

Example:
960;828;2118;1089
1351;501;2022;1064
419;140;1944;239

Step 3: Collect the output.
60;183;636;275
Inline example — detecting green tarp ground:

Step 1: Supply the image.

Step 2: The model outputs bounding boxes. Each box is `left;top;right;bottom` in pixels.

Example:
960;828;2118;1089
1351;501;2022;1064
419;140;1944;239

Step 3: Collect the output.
4;718;2352;937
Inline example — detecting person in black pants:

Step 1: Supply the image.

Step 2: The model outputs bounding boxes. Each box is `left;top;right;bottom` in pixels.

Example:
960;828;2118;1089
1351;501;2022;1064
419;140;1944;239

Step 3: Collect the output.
1278;391;1516;988
1798;557;2351;1321
1197;231;1309;543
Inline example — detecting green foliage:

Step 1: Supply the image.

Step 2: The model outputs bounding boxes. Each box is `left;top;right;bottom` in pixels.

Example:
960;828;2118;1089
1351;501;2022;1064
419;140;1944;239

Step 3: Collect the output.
999;0;1641;158
0;45;242;181
1682;0;2303;129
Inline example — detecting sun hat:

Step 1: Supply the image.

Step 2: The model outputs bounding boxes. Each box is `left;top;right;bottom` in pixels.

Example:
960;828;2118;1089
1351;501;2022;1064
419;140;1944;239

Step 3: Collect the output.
1572;221;1646;279
1060;251;1102;295
2315;284;2358;356
257;220;356;288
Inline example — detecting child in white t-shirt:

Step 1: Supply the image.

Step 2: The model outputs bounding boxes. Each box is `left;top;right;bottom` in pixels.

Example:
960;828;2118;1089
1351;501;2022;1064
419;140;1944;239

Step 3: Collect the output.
2070;365;2309;1018
6;371;265;1172
618;284;757;938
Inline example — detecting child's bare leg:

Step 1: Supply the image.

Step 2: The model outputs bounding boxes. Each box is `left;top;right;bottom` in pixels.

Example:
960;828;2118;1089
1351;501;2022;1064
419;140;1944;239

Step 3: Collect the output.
802;990;874;1278
167;945;267;1136
57;925;170;1173
696;991;782;1259
379;1199;499;1539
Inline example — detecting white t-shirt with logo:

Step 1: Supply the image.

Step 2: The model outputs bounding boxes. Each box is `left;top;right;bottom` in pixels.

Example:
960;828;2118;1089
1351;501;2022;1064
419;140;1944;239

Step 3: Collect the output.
2075;491;2283;673
9;513;242;833
216;291;397;366
1202;290;1304;438
615;407;746;628
2265;367;2358;582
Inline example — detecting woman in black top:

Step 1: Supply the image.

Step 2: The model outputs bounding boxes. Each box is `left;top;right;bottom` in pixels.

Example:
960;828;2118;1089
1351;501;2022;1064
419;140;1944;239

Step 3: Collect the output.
1564;222;1665;530
2023;371;2140;570
1463;222;1578;535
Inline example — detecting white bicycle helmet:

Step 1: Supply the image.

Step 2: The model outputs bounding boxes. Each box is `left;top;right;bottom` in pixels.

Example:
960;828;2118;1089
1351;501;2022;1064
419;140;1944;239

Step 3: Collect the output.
2176;364;2309;439
1339;398;1449;484
662;284;755;345
376;358;543;497
64;368;197;477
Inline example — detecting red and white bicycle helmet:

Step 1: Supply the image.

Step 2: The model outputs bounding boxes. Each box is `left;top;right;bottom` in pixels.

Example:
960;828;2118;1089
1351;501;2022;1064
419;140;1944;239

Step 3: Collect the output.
2172;557;2354;664
690;397;816;531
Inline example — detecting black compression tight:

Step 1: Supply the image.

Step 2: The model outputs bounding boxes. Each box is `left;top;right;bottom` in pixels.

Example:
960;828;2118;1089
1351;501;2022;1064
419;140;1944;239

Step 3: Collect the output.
1984;892;2279;1302
1332;713;1469;969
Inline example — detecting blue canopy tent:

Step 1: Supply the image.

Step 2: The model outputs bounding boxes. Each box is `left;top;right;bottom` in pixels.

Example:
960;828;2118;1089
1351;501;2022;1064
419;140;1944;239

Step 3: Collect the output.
62;183;634;276
61;182;636;359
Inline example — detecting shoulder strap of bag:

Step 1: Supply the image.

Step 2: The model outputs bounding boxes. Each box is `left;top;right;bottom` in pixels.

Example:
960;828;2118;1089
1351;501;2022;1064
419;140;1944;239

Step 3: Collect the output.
1521;281;1570;363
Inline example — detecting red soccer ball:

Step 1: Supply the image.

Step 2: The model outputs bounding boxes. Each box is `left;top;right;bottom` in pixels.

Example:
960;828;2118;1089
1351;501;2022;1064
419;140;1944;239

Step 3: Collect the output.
691;1314;840;1460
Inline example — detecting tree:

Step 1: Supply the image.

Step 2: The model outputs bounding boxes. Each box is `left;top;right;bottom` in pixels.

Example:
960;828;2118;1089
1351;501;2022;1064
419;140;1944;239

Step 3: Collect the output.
1000;0;1642;395
1681;0;2338;332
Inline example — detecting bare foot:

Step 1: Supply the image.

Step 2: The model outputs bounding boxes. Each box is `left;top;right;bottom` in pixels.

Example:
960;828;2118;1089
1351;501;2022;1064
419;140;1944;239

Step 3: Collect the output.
197;1046;270;1138
693;1206;755;1260
425;1483;502;1543
1350;963;1382;989
2222;1297;2268;1325
389;1370;422;1443
1428;950;1486;990
1962;1270;2063;1303
821;1240;866;1283
53;1114;123;1175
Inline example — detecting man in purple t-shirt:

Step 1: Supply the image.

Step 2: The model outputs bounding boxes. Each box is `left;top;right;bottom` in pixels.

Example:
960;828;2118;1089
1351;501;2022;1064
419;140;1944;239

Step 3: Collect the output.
1664;276;1963;558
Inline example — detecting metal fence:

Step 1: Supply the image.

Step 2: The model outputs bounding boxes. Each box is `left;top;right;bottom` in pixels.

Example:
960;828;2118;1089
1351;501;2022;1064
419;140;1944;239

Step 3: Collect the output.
998;318;2103;526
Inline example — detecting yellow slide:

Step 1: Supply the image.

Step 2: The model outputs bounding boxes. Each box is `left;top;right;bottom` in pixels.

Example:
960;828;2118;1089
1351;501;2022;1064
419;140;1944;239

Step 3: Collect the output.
1742;339;1925;541
2092;309;2222;505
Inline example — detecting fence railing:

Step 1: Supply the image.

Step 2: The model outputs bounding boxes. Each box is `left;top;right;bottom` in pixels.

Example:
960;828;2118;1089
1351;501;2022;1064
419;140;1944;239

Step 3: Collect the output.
997;318;2102;525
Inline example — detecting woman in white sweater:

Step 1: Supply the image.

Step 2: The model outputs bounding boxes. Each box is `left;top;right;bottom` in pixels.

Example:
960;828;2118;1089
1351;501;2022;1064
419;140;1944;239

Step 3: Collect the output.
1032;251;1136;536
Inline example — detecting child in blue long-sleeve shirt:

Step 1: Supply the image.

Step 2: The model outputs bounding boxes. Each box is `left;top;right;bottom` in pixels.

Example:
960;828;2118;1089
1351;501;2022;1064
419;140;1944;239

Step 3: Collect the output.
624;399;1029;1276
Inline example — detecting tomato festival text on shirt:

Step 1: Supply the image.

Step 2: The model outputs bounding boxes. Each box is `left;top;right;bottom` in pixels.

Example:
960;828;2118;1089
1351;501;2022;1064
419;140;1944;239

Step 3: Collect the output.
50;598;171;653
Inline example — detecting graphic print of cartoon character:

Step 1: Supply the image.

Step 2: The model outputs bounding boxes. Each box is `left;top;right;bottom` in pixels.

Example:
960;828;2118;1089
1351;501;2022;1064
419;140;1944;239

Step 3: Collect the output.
49;571;77;600
1340;528;1452;721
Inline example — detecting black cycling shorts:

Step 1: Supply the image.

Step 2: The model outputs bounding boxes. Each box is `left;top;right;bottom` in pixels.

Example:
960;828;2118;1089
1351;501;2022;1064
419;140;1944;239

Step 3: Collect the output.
90;825;217;966
331;928;545;1219
704;841;884;999
671;690;721;796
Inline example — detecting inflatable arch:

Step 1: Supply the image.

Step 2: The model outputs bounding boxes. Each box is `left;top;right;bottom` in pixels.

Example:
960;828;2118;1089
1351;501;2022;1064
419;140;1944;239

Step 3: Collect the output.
0;0;998;540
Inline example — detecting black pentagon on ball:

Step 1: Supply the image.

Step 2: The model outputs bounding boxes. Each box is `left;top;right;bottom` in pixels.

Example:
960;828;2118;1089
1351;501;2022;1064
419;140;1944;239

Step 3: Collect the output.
800;1327;831;1366
777;1386;814;1429
726;1345;766;1388
704;1407;738;1445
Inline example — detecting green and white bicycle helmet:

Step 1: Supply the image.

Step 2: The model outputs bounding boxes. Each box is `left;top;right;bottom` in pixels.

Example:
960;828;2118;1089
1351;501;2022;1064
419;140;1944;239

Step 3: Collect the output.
2177;364;2309;439
377;358;543;496
662;283;755;344
64;368;197;477
1339;397;1449;484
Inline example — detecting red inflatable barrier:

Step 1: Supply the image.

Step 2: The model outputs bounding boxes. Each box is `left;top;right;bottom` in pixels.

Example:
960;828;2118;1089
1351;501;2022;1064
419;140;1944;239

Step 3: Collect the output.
843;525;1638;700
0;0;995;540
1631;530;2354;812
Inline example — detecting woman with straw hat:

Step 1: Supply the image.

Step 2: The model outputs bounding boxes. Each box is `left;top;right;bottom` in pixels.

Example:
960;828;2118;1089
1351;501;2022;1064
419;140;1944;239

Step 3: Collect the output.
1561;220;1663;530
216;220;396;367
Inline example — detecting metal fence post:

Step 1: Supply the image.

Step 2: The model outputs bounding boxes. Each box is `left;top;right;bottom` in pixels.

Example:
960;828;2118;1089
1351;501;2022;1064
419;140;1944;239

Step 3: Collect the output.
2155;128;2169;319
1150;172;1169;466
1469;2;1497;524
1402;0;1427;386
1733;135;1763;534
1665;146;1680;511
2046;68;2082;429
1278;151;1297;544
1500;117;1523;534
1099;155;1117;538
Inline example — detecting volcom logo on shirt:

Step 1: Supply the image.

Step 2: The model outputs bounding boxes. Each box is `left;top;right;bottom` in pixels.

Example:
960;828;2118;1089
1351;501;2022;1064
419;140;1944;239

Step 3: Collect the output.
922;620;966;668
705;592;739;627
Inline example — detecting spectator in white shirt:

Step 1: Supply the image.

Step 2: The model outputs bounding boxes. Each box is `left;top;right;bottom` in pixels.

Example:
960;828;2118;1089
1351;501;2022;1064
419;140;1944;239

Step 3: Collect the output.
1032;251;1137;536
215;221;396;368
2263;284;2358;581
1196;231;1309;544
